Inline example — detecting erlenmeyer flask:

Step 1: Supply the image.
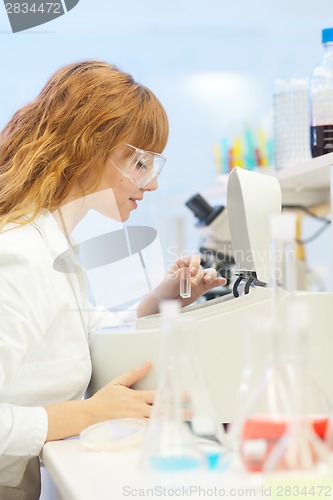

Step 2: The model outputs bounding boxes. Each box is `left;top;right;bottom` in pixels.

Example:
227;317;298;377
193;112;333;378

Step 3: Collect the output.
176;315;226;470
270;212;330;437
238;213;330;473
280;301;330;439
226;315;275;455
263;301;331;473
261;213;331;473
140;301;204;473
239;321;294;473
227;215;292;469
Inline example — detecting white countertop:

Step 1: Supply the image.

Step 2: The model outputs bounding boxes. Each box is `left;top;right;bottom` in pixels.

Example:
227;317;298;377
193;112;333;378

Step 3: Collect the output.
42;438;143;500
41;438;266;500
42;438;333;500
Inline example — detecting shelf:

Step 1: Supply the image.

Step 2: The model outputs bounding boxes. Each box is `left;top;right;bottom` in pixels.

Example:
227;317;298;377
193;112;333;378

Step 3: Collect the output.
273;152;333;207
203;153;333;208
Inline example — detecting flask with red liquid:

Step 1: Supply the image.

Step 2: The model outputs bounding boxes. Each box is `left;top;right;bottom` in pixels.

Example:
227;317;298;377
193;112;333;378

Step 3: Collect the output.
263;301;331;473
239;328;294;473
238;214;330;473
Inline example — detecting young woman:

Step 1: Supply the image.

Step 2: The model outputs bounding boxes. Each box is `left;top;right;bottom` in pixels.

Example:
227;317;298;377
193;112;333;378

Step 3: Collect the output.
0;60;225;498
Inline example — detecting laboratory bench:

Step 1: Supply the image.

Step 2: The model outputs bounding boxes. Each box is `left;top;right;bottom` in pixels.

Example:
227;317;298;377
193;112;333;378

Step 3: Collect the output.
41;438;333;500
41;438;265;500
41;438;141;500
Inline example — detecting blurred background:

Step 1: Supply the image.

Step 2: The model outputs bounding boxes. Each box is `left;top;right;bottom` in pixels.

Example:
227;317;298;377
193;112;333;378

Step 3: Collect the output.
1;0;332;301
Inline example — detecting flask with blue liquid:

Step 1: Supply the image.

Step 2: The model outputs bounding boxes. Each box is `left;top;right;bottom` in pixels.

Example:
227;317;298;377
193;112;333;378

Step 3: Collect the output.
140;301;225;473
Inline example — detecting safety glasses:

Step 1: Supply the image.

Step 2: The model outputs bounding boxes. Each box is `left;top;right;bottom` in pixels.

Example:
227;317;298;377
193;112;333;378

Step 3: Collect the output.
109;144;167;189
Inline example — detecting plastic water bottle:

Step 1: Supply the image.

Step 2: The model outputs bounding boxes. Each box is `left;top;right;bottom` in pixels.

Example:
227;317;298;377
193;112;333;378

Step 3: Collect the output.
309;28;333;157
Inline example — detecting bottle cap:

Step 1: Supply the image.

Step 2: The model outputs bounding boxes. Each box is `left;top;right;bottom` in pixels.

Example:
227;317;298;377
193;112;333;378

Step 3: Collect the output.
322;28;333;44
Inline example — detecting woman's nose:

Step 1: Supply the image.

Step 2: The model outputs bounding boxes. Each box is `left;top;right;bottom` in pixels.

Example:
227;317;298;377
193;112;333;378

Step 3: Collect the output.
143;177;159;192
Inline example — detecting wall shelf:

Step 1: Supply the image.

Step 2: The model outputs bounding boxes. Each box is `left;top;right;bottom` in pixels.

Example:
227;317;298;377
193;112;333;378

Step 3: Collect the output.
207;153;333;207
273;152;333;207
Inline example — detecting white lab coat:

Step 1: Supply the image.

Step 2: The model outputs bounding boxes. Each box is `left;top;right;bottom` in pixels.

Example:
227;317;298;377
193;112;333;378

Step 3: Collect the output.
0;209;133;487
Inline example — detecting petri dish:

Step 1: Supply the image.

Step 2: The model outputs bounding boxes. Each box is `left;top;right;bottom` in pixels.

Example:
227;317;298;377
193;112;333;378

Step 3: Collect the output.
80;418;147;452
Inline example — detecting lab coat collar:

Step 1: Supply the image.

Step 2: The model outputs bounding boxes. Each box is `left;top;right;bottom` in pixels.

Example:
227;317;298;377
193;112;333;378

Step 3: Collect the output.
32;209;89;319
30;209;72;260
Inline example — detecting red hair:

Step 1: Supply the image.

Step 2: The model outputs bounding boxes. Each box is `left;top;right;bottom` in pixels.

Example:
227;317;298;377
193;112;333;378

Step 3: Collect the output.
0;60;169;227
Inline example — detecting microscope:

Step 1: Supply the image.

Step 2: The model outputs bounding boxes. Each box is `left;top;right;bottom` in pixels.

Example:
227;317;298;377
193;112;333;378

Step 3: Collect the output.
185;193;234;299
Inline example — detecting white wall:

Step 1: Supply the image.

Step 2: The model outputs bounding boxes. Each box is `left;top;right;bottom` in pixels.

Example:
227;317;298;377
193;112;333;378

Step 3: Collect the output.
1;0;332;298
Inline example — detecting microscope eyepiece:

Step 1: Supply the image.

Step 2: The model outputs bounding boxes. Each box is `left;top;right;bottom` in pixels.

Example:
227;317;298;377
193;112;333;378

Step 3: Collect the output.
186;194;212;220
185;193;224;226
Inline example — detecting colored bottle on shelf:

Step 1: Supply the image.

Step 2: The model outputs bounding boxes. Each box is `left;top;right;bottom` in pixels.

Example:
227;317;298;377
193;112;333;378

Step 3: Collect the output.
309;28;333;157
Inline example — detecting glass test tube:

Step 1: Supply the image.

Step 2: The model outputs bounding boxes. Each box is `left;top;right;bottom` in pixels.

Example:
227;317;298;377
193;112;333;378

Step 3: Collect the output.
180;267;191;298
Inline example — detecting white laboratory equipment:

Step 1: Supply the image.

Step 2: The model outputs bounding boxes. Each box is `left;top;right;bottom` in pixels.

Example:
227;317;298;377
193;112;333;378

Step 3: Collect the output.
87;167;333;426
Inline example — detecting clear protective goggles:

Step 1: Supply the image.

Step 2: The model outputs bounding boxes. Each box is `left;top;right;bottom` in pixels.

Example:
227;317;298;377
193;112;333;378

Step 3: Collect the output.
109;143;167;189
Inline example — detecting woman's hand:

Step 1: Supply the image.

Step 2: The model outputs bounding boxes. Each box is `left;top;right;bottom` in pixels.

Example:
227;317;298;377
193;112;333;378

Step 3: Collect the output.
86;361;155;421
162;255;227;306
137;255;226;317
45;361;155;441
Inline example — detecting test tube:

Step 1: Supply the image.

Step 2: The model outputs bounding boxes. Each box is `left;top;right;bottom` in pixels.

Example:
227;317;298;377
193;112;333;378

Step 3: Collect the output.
180;267;191;299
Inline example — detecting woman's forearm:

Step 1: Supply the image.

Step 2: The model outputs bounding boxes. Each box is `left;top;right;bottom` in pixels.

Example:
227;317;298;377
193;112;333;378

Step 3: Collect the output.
44;400;93;442
137;291;160;318
44;361;155;442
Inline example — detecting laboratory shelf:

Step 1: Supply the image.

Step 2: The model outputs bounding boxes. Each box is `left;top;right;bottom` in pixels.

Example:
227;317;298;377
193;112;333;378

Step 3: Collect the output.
273;152;333;207
209;153;333;207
